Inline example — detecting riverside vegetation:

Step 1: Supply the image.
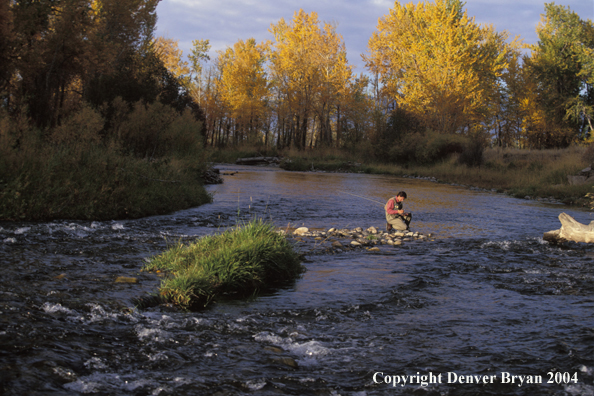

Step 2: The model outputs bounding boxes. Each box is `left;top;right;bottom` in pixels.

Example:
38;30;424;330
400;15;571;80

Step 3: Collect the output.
0;0;212;221
142;219;304;310
211;143;594;206
0;102;211;221
2;1;592;219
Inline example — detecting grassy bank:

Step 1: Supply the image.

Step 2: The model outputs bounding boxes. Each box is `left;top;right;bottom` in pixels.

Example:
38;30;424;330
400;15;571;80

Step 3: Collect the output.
211;145;592;206
0;103;212;221
143;219;304;310
0;142;211;220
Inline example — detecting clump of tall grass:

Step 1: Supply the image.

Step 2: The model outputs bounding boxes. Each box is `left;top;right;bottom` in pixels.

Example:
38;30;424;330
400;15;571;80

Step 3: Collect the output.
143;219;304;310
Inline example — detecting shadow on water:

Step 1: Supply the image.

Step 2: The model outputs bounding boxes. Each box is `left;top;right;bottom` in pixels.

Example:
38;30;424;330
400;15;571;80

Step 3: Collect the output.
0;165;593;395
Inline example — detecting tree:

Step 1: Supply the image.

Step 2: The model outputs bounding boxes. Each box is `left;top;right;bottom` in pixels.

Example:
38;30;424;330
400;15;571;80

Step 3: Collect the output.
4;0;160;128
365;0;510;135
188;39;211;106
216;38;270;144
269;10;354;149
526;2;594;145
153;36;191;86
0;0;15;97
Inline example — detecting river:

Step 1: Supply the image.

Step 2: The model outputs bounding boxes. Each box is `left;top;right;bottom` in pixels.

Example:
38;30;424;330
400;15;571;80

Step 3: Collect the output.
0;165;593;395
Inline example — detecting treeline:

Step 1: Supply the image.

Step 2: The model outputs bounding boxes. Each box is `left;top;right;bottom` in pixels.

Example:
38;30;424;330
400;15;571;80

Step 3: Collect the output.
0;0;210;220
162;0;593;157
0;0;592;220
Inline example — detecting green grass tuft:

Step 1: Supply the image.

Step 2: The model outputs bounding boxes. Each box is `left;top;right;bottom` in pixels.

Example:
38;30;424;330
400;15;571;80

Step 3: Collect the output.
143;219;304;310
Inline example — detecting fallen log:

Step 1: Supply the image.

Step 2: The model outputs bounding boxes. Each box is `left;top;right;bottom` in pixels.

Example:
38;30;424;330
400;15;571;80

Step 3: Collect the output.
235;156;281;165
544;212;594;244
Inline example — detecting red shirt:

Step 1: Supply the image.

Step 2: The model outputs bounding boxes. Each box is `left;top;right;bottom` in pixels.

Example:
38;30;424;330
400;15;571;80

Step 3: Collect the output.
385;197;403;215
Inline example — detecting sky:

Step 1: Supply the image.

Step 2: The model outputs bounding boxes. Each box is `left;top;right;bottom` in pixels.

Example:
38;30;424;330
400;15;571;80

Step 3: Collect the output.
154;0;594;72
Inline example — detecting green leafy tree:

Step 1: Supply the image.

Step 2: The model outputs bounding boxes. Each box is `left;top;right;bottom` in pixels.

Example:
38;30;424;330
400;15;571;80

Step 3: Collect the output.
526;2;594;145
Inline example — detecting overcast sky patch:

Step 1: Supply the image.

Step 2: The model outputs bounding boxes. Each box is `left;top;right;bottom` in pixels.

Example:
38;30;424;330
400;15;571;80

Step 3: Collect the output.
155;0;594;71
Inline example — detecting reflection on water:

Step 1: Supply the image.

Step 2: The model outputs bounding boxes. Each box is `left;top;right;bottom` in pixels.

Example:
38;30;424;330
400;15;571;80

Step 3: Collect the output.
0;165;593;395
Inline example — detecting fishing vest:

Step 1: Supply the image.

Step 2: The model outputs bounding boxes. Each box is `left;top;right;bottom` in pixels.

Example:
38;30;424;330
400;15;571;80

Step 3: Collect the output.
385;197;402;213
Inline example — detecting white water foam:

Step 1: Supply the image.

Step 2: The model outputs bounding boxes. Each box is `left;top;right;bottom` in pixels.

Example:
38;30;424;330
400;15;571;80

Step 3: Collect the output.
3;237;16;243
147;351;169;362
253;331;287;344
42;302;75;315
253;331;331;366
14;227;31;235
72;303;140;325
84;357;108;370
64;373;153;393
564;383;594;396
135;325;172;343
244;379;267;391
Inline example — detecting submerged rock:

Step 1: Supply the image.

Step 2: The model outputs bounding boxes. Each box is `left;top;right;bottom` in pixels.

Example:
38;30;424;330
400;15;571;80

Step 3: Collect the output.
114;276;138;283
269;356;298;369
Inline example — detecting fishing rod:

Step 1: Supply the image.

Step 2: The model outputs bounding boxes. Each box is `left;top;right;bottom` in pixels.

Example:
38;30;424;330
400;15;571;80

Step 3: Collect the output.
337;190;385;206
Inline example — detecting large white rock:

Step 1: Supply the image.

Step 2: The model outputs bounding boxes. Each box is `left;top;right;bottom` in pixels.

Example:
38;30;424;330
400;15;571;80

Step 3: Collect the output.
293;227;309;236
544;213;594;243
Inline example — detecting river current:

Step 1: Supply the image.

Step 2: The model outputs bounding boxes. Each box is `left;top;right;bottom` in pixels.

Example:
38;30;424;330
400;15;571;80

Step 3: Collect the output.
0;165;593;395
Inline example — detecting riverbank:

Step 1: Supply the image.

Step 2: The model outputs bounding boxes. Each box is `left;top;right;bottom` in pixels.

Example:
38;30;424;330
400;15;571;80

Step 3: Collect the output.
210;145;592;207
0;103;213;221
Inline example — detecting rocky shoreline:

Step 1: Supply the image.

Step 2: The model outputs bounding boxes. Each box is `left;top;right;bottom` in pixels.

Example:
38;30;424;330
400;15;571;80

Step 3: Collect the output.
281;226;434;254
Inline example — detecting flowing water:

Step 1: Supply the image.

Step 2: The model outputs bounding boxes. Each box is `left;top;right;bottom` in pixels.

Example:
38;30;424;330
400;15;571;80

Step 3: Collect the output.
1;165;593;396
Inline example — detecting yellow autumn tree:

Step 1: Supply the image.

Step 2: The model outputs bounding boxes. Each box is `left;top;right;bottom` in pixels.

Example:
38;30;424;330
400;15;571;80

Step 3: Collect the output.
269;10;354;148
216;38;270;144
153;36;191;86
365;0;510;134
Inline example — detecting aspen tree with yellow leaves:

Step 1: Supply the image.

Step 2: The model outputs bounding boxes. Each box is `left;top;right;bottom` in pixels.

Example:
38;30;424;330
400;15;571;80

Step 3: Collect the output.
216;38;270;145
365;0;510;135
153;37;191;87
269;10;355;148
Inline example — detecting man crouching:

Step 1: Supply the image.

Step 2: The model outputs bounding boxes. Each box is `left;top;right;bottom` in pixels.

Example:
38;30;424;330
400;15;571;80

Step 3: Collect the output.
385;191;412;231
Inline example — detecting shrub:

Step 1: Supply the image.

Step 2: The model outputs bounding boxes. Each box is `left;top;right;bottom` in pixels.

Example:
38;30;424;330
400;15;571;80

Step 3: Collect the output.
458;135;485;167
0;100;211;221
50;104;103;146
387;131;467;164
582;143;594;165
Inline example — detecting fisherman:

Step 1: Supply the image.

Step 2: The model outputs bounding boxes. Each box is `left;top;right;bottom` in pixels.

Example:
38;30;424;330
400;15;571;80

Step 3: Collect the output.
385;191;412;231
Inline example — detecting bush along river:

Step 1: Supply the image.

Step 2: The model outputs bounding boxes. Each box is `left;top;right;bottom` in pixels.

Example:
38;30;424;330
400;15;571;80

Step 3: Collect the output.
0;165;593;395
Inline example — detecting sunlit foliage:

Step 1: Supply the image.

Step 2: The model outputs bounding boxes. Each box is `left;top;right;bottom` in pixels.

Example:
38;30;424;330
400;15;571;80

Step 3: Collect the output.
365;0;511;135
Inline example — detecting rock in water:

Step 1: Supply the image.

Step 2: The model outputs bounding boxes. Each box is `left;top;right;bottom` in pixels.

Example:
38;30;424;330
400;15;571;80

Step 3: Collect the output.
544;213;594;243
293;227;309;236
269;357;298;369
115;276;138;283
